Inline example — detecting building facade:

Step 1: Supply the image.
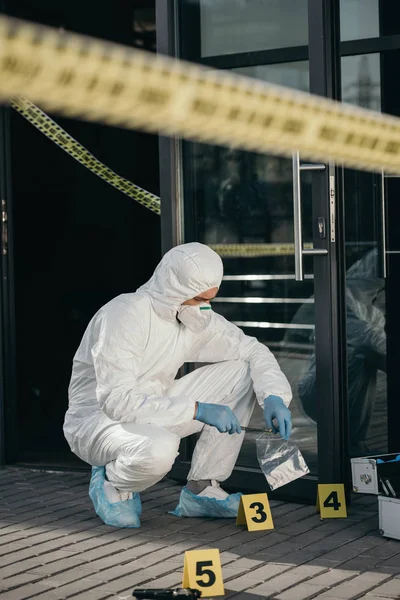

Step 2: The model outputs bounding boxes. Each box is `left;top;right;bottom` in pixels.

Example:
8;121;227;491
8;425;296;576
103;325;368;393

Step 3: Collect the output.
0;0;399;503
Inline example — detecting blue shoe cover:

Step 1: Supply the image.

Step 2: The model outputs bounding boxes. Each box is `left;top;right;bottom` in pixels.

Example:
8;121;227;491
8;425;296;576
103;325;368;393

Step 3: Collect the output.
89;466;142;528
170;486;242;518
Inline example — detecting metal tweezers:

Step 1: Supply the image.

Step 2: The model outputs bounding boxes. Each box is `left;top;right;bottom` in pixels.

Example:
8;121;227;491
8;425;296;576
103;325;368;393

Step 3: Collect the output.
241;427;274;434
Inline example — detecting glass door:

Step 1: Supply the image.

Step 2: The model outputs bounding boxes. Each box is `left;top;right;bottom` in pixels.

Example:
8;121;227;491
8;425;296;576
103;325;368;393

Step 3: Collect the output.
158;0;346;501
338;0;400;458
183;143;321;473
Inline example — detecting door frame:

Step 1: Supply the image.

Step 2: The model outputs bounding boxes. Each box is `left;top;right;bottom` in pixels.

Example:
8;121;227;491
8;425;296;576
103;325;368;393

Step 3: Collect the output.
308;0;349;490
0;104;18;468
157;0;349;502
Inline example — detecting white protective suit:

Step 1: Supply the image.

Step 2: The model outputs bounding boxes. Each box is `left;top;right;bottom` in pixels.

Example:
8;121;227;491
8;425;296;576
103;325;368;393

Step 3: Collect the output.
64;243;292;492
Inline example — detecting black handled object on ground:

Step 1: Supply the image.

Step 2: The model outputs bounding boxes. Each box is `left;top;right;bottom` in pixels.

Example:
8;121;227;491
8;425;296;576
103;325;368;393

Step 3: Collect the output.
132;589;201;599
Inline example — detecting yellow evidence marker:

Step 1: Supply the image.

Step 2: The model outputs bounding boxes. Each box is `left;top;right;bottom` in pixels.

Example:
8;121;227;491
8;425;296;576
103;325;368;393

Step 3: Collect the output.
236;493;274;531
316;484;347;519
182;548;224;597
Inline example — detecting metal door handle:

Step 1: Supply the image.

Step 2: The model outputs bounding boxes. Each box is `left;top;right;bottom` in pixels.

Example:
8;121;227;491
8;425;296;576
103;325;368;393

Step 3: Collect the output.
292;152;328;281
1;199;7;256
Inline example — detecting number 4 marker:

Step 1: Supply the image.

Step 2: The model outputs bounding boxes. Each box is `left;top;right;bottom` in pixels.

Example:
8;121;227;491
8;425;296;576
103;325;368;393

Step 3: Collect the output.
317;484;347;519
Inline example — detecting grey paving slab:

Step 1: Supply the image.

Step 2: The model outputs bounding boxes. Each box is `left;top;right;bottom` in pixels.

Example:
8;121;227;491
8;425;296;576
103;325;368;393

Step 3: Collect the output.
274;582;329;599
0;582;60;600
376;555;400;571
362;597;400;600
313;573;393;599
62;590;113;600
309;569;360;587
249;564;328;595
0;467;399;600
365;578;400;598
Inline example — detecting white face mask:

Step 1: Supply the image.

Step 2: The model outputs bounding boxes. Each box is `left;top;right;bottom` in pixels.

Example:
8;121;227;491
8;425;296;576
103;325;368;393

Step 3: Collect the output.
177;303;213;333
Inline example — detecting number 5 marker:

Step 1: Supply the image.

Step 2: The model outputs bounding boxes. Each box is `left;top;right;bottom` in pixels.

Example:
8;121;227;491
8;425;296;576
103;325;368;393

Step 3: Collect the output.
182;549;224;597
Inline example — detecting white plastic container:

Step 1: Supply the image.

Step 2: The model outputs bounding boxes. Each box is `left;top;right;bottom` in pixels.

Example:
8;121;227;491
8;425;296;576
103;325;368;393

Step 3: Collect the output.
379;496;400;541
351;453;400;496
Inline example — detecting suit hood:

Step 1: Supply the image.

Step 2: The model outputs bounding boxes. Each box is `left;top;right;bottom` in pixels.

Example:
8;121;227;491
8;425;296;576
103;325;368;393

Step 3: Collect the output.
136;242;223;321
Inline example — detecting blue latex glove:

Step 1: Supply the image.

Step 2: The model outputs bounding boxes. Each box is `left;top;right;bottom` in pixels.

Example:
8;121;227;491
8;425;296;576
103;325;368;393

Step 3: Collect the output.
195;402;242;435
263;395;292;441
377;455;400;464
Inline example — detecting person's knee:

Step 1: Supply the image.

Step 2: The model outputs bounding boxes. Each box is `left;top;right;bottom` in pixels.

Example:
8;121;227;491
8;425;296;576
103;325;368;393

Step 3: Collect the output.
122;429;180;478
147;430;180;477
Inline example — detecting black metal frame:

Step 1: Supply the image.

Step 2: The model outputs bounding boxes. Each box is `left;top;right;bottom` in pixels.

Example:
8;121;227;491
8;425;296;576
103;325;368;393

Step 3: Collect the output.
200;36;400;70
156;0;184;256
0;108;6;469
308;0;349;489
0;105;17;468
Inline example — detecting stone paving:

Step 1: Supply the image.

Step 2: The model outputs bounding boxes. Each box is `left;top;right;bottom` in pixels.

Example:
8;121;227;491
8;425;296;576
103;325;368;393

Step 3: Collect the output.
0;467;399;600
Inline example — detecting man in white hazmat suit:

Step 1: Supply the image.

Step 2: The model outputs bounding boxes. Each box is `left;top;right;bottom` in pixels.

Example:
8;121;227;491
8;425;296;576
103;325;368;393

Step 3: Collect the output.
64;242;292;528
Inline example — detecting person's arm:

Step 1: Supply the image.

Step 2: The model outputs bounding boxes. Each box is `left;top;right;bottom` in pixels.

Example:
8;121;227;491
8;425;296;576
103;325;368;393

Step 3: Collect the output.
187;312;292;408
346;284;386;372
91;301;196;426
346;312;387;372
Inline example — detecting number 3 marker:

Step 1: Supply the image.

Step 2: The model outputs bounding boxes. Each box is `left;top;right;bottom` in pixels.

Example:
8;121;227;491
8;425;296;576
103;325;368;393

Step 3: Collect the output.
237;493;274;531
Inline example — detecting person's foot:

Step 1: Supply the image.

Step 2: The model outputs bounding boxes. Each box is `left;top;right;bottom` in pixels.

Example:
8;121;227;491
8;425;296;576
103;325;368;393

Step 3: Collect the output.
170;479;241;518
103;480;133;503
187;479;230;500
89;466;142;528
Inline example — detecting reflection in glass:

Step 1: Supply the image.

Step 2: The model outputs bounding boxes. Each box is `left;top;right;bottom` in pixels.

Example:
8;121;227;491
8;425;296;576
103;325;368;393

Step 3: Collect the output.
287;246;387;457
342;172;387;456
184;136;317;473
340;0;379;42
339;53;387;456
342;54;381;111
187;146;313;250
198;0;308;57
344;249;386;455
235;61;309;93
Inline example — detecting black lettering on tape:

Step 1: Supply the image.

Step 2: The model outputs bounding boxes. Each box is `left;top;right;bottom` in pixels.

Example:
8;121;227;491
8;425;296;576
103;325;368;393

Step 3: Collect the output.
262;115;274;128
111;82;125;96
360;135;379;150
385;140;400;154
319;126;339;142
58;69;75;85
193;99;217;116
282;119;304;134
87;77;98;91
2;55;39;78
227;107;241;120
139;87;169;105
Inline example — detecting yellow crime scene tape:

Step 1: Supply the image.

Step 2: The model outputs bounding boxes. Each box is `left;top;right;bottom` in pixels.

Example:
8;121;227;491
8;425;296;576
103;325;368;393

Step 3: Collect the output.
1;16;400;175
10;97;161;215
208;243;313;258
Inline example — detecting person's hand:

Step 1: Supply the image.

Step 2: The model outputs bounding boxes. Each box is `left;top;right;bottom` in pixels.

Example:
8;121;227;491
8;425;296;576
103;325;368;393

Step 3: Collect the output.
195;402;242;435
263;395;292;440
